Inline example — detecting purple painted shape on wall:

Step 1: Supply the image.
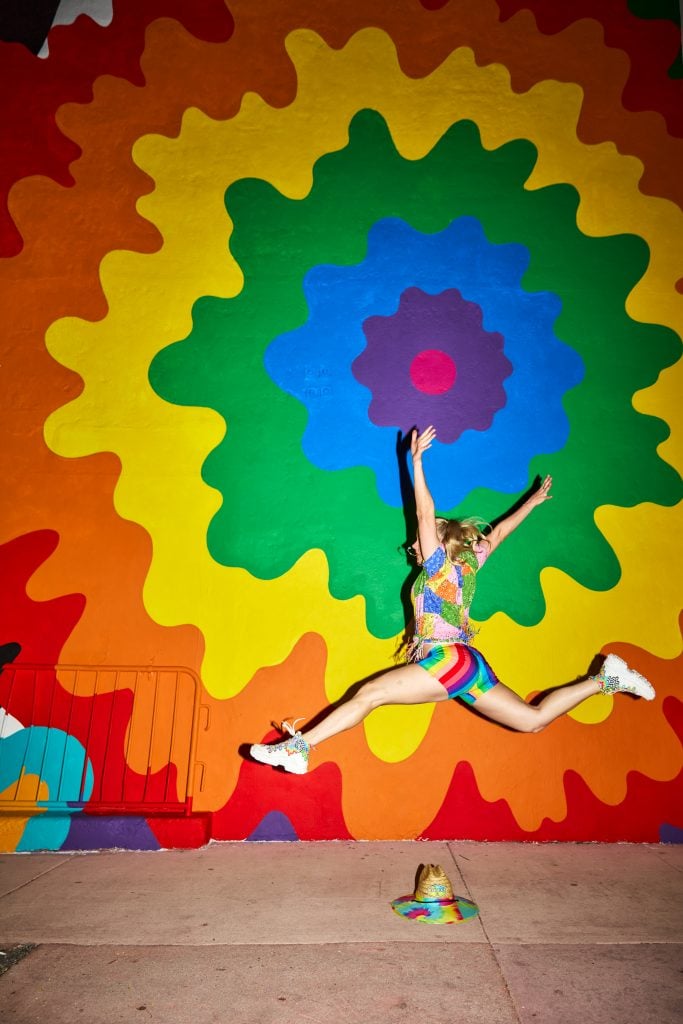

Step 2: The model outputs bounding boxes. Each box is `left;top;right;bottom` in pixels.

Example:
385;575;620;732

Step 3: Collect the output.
246;810;299;842
62;815;161;851
352;286;512;443
659;823;683;844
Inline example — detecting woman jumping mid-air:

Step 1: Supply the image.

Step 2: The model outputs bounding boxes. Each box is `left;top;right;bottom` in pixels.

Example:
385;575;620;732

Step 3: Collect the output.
249;425;655;775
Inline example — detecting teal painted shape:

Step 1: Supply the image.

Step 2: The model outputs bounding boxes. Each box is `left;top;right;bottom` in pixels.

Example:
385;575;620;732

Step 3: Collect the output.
0;726;94;851
19;814;74;853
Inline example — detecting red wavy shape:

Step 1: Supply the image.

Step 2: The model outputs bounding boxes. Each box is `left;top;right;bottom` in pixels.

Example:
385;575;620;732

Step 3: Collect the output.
145;814;211;848
0;531;84;664
208;758;353;841
497;0;683;135
0;0;234;256
4;0;681;267
421;697;683;842
0;532;183;811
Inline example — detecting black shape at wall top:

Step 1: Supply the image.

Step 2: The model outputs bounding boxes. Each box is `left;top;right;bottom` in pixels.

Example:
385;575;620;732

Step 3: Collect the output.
0;0;62;53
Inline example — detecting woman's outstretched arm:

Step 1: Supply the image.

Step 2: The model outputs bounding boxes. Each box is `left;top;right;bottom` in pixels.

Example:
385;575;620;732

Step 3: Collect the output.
410;425;439;559
485;474;553;553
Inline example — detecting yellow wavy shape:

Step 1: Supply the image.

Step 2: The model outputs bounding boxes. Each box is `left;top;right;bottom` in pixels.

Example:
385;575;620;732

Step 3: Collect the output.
633;351;682;476
45;30;681;767
473;502;682;726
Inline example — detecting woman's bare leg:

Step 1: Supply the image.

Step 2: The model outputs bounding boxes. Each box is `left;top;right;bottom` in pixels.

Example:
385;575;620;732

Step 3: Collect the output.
250;655;652;774
303;664;448;747
472;677;601;733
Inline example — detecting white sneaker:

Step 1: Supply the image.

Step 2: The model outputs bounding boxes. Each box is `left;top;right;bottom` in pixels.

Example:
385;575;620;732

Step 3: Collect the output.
597;654;655;700
249;719;310;774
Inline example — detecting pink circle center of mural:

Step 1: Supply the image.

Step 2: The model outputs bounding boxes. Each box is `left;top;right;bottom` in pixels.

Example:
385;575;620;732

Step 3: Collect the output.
409;349;457;395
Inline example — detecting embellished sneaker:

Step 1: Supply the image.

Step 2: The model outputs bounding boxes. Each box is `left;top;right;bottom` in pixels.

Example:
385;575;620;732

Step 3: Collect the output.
249;719;310;775
596;654;655;701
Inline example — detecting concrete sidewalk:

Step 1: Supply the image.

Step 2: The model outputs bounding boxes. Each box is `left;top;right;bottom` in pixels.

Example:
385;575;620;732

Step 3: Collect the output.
1;841;682;1023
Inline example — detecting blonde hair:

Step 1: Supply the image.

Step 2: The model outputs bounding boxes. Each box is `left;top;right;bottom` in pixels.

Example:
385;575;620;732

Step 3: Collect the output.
435;516;489;563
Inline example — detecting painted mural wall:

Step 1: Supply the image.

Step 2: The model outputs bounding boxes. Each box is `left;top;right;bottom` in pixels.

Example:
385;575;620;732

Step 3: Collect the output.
1;0;681;851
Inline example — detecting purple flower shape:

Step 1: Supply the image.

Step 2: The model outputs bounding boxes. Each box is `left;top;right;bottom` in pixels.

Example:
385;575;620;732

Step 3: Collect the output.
353;286;512;443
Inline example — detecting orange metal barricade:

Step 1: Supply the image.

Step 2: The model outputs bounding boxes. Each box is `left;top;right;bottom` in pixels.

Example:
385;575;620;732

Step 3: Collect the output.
0;665;205;816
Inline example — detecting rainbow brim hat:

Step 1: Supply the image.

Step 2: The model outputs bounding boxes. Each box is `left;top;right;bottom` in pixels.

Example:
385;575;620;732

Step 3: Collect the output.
390;864;479;925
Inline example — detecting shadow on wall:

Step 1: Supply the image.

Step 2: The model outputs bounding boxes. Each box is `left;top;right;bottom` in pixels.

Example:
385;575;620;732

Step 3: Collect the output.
0;0;60;53
0;642;20;671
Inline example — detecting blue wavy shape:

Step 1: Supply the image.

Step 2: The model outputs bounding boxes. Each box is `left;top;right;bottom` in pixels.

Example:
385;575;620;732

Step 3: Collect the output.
264;216;584;507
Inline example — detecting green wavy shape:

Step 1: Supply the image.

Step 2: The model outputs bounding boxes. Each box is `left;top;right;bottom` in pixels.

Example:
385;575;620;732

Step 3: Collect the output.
149;110;681;634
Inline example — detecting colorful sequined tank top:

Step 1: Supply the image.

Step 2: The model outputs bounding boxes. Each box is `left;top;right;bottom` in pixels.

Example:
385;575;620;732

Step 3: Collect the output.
409;542;489;660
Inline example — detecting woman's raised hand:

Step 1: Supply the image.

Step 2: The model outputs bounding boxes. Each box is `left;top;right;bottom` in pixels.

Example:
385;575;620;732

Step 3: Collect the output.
410;425;437;461
528;474;553;507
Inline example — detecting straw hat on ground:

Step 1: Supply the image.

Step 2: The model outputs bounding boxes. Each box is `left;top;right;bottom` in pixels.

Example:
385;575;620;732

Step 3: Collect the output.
390;864;479;924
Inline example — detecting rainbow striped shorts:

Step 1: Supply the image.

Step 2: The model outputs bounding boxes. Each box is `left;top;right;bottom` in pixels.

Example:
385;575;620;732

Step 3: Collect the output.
417;643;499;704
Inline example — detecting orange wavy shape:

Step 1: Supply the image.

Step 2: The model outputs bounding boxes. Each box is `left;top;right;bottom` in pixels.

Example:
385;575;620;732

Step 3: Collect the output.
330;641;682;836
215;631;682;837
9;2;679;266
399;3;682;207
191;633;326;814
201;630;454;832
50;3;683;237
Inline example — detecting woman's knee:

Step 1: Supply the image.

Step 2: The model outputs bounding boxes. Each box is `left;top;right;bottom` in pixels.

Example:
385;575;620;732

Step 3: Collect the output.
515;708;546;733
355;679;386;712
477;685;547;733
